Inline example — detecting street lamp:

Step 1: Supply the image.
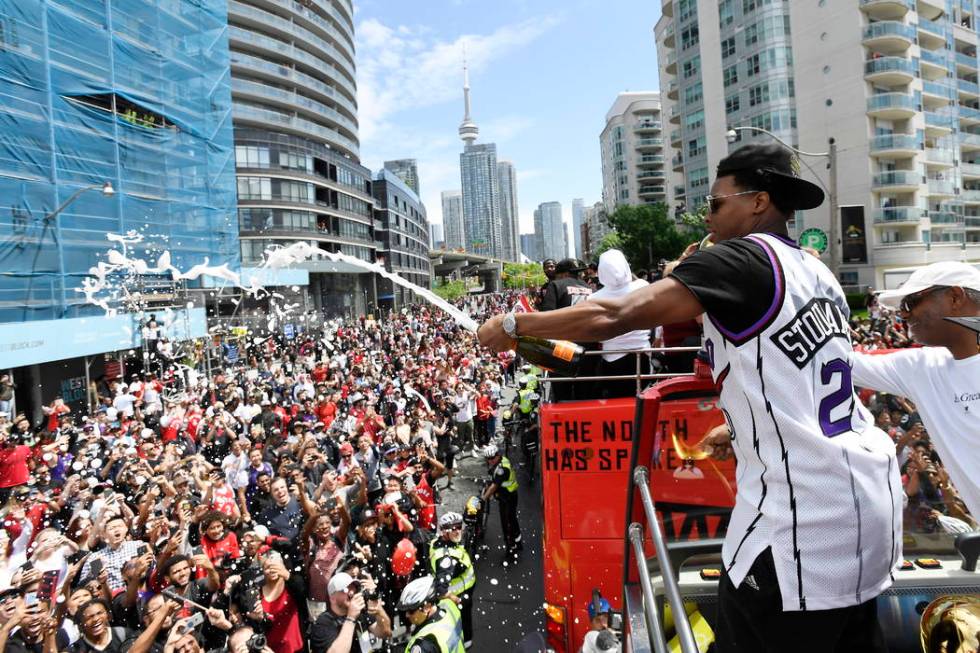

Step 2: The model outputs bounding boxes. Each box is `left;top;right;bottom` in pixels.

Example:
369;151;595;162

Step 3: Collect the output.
24;181;116;319
726;127;839;279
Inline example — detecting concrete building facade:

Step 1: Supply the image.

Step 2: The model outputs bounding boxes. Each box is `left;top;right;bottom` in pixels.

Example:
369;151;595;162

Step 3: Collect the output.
372;169;431;310
656;0;980;288
600;92;668;214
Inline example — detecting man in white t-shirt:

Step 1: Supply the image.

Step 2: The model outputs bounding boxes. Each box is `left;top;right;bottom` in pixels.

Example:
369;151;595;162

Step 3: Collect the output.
850;262;980;518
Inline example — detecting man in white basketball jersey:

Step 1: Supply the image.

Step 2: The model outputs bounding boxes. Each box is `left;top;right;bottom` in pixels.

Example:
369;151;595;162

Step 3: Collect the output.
478;144;901;652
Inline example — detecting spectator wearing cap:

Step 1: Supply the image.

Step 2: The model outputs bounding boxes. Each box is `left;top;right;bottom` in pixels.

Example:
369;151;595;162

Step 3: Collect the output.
308;570;392;653
539;258;593;312
849;262;980;519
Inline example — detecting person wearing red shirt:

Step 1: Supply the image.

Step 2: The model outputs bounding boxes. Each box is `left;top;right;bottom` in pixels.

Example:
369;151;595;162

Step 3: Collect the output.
42;397;70;433
474;387;495;449
200;511;241;568
259;551;304;653
311;362;328;383
317;394;337;429
0;432;32;502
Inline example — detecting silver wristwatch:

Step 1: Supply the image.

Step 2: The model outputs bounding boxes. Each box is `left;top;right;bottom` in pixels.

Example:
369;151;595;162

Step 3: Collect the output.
502;312;518;338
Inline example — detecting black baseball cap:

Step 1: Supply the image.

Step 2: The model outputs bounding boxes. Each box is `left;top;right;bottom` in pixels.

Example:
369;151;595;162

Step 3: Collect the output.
716;143;824;211
555;258;587;274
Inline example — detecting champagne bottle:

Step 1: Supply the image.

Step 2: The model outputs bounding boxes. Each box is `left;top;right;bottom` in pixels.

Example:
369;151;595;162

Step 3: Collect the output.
514;336;584;375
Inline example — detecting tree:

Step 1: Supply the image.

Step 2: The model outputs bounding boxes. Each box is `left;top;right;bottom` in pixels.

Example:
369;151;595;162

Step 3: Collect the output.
432;280;468;301
502;262;546;290
677;203;709;244
595;231;623;257
606;203;691;270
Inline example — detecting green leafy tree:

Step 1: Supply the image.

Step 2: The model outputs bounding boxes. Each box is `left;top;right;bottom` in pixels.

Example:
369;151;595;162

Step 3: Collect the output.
433;280;468;301
677;203;709;244
502;262;546;290
606;203;690;270
595;231;623;257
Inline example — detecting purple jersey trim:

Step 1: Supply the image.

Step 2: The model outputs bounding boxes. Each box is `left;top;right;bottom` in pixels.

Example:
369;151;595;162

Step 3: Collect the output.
767;232;801;249
707;235;785;345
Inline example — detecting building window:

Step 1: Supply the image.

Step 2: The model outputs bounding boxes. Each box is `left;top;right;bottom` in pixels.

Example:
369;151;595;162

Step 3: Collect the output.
745;46;793;78
687;136;706;158
725;94;741;114
721;37;736;59
683;55;701;79
237;176;272;200
723;65;738;87
719;0;735;26
744;13;791;47
748;78;795;106
681;25;700;50
743;0;783;13
690;166;709;188
235;146;270;169
684;109;705;131
678;0;697;22
684;82;703;105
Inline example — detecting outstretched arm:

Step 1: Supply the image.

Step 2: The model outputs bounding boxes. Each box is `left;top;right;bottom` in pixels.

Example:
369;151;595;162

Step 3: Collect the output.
478;278;703;351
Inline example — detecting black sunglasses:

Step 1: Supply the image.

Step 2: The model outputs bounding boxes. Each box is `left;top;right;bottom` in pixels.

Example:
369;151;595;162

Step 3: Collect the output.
899;286;948;313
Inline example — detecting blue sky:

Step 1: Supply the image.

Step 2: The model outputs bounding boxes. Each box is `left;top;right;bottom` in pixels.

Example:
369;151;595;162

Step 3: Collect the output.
354;0;663;246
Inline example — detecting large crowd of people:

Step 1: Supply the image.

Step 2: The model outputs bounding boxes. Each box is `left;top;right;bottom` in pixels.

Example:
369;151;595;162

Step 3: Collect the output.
0;294;522;653
0;254;974;653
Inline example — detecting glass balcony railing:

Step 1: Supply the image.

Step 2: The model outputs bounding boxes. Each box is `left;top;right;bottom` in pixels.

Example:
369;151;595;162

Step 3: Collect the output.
232;104;359;155
634;121;662;131
923;80;956;99
929;211;964;224
637;155;665;164
962;189;980;201
961;133;980;147
635;138;664;147
926;111;955;128
928;180;955;194
867;92;916;112
965;217;980;226
873;170;921;187
959;78;980;95
918;18;947;38
873;206;926;223
864;56;916;77
925;148;955;163
961;106;980;121
920;49;948;68
231;79;357;135
957;51;977;67
638;185;666;195
863;21;916;42
230;52;358;119
870;133;921;151
861;0;915;10
961;162;980;176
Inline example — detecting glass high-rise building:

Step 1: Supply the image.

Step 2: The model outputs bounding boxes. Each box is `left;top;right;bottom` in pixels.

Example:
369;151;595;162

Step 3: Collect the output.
600;92;668;214
384;159;420;195
497;160;521;261
571;198;586;259
441;190;465;250
0;0;238;415
372;169;431;309
460;143;503;257
534;201;565;261
229;0;379;316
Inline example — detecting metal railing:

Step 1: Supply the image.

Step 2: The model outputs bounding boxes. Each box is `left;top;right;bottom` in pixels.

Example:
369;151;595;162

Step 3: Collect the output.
537;347;702;395
632;466;698;653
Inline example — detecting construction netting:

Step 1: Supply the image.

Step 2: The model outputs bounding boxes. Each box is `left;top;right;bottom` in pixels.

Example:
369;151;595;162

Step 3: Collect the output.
0;0;239;324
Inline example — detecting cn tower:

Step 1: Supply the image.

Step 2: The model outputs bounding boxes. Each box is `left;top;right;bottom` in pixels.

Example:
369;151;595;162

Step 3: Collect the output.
458;58;480;145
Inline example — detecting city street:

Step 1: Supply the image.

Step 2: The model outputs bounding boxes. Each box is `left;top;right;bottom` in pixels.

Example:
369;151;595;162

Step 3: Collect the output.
436;389;545;649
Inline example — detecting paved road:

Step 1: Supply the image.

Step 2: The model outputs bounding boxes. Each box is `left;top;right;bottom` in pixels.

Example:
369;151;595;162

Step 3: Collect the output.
436;404;545;649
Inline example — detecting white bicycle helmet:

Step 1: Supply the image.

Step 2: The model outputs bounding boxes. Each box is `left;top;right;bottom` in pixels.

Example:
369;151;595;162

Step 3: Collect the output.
438;512;463;530
483;444;500;459
396;575;437;611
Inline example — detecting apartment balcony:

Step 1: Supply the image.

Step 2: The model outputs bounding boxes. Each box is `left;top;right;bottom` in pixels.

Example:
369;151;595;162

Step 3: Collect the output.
872;241;929;265
672;154;684;171
859;0;912;20
924;147;955;167
917;0;947;21
635;137;664;151
873;206;927;224
636;169;666;182
961;189;980;202
638;185;666;198
674;185;686;197
664;23;675;47
965;216;980;228
667;81;679;100
920;48;949;75
927;179;956;197
925;111;955;134
634;120;662;133
662;0;673;17
917;19;947;50
962;161;980;178
665;52;677;74
928;211;965;226
866;92;917;119
872;170;921;191
869;133;921;157
961;132;980;150
862;21;915;52
636;154;665;167
864;56;916;84
958;78;980;99
669;129;682;145
922;79;956;103
961;105;980;125
668;106;681;124
956;51;977;70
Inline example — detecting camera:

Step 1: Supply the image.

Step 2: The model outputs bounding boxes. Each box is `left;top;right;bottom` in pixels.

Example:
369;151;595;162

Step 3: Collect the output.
246;634;267;653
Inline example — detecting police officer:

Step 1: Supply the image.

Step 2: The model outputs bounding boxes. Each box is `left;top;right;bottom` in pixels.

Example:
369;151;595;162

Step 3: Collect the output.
512;376;536;417
481;444;522;555
430;512;476;648
397;575;465;653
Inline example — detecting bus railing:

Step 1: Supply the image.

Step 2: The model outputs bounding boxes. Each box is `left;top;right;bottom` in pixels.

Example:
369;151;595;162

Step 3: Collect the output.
535;346;704;397
633;466;698;653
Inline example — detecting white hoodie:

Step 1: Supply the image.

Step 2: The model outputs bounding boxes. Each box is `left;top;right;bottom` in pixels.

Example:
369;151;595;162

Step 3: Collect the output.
588;249;651;361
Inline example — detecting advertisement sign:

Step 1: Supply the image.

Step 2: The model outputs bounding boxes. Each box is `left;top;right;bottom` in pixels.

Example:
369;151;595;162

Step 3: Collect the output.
798;228;829;254
840;205;868;264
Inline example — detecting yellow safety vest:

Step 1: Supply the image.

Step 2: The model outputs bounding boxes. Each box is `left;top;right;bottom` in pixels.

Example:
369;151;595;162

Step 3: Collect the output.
518;389;534;414
430;540;476;595
405;599;465;653
499;457;518;493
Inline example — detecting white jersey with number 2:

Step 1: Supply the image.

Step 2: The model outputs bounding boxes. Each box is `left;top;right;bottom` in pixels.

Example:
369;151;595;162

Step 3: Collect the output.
702;232;902;611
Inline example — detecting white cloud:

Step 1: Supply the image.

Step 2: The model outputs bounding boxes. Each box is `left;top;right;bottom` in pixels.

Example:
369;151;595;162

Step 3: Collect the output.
356;15;557;227
355;15;559;141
